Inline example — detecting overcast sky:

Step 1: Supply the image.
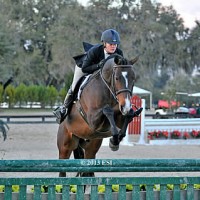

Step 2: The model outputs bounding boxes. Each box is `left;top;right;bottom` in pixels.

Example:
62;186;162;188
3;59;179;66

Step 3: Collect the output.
78;0;200;29
157;0;200;29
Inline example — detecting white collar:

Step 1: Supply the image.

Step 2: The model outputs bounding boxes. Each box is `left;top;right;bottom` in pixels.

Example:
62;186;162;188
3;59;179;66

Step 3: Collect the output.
104;49;111;59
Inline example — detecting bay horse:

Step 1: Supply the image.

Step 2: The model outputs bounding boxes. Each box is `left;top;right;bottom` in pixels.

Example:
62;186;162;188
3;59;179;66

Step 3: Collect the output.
57;54;142;177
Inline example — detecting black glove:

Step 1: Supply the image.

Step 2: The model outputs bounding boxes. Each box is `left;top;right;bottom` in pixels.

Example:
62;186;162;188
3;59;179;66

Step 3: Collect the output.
97;59;105;69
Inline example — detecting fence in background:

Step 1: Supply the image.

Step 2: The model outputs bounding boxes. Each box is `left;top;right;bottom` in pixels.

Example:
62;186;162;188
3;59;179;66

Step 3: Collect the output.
0;115;55;124
144;118;200;133
128;96;142;135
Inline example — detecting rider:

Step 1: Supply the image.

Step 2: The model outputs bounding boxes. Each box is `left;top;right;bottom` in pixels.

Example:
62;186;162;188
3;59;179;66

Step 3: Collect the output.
53;29;124;124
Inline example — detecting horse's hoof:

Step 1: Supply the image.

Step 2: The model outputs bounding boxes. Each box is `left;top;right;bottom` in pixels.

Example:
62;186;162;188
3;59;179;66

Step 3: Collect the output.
109;139;119;151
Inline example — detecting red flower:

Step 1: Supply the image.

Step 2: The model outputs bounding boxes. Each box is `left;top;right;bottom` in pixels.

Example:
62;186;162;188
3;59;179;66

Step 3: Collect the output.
148;130;200;140
147;131;154;140
191;130;200;138
183;132;190;139
162;131;168;138
148;130;169;140
156;131;162;138
171;130;181;139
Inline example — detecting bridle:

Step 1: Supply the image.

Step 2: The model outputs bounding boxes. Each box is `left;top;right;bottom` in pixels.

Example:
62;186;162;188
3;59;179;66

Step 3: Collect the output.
100;64;134;102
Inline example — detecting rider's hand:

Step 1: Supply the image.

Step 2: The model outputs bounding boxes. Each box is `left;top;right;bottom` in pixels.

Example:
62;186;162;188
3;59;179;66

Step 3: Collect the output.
97;59;105;69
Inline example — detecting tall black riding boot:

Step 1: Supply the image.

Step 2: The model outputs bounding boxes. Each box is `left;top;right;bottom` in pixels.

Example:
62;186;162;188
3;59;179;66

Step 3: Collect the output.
53;88;74;124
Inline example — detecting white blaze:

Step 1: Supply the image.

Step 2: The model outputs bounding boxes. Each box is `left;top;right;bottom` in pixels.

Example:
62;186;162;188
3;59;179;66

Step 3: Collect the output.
121;72;131;114
122;72;128;88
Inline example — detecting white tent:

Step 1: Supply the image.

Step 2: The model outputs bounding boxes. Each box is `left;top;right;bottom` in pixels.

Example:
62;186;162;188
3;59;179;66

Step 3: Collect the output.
133;86;151;95
132;86;152;109
188;93;200;97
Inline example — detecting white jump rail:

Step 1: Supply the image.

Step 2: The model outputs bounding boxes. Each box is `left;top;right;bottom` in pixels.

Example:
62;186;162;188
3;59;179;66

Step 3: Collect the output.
133;100;200;145
144;118;200;132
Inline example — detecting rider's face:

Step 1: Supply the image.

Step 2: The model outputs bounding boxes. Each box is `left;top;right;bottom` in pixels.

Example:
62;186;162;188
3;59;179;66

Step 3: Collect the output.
104;43;117;54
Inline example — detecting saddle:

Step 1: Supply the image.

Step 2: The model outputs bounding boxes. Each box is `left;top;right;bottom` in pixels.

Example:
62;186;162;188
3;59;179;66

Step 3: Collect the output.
67;71;99;118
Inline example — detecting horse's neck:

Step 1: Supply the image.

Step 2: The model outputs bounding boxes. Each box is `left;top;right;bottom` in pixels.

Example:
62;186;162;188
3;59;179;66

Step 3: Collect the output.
101;59;114;81
104;58;114;68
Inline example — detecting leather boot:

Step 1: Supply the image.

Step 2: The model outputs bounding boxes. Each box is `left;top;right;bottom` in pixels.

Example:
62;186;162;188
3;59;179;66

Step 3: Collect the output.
53;88;74;124
63;88;74;108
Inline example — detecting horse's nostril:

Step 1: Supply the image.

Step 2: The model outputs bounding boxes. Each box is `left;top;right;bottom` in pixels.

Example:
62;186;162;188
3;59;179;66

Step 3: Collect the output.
120;105;124;113
120;105;130;116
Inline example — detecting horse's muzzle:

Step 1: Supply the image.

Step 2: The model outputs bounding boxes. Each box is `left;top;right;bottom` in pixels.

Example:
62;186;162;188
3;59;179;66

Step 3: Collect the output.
119;99;132;115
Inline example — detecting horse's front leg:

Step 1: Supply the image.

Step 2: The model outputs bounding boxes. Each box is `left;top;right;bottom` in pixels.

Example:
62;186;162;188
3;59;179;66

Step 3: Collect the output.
103;105;120;151
118;116;129;142
118;107;143;141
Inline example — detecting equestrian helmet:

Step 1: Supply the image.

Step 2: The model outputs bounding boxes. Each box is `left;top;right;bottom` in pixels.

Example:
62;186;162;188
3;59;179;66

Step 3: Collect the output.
101;29;120;44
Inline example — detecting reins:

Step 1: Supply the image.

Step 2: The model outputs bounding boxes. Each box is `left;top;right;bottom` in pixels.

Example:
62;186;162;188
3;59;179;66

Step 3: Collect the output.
100;64;133;102
100;68;118;102
112;65;133;96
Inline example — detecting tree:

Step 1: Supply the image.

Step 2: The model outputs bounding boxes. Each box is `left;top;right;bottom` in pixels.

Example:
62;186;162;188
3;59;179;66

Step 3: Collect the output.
187;25;200;73
26;85;39;107
0;0;20;80
163;70;192;106
46;86;58;108
4;85;15;108
0;0;199;107
0;85;4;104
15;83;28;107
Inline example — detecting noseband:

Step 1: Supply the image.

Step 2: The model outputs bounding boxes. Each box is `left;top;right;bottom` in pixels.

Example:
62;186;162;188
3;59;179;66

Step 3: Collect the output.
100;64;134;102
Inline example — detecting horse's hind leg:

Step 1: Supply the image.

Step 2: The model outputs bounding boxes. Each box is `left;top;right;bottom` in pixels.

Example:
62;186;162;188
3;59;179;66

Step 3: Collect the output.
57;124;79;177
74;139;102;192
73;141;85;177
73;143;84;159
80;138;103;177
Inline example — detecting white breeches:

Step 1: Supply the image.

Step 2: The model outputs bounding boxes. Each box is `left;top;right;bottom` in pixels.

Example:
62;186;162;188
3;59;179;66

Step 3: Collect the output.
71;65;86;91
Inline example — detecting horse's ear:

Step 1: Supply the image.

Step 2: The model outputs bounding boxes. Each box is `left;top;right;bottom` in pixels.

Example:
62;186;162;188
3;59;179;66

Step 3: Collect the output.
130;55;140;65
114;55;123;65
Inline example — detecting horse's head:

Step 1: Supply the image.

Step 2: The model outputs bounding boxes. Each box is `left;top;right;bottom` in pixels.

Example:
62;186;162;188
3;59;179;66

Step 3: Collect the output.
101;54;138;115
